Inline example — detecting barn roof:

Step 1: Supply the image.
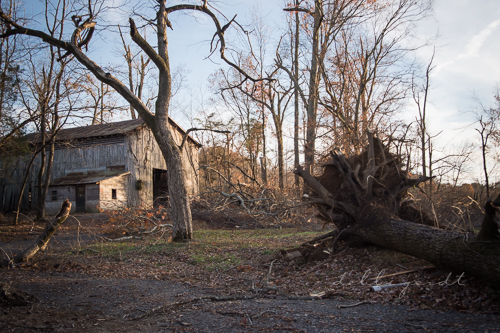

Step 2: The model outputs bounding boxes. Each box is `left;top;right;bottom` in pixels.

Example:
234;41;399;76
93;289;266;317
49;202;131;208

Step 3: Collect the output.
50;171;130;186
26;118;201;147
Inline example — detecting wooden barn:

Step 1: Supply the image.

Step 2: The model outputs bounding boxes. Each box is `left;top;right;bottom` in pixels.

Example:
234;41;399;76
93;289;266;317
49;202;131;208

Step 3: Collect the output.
0;118;200;214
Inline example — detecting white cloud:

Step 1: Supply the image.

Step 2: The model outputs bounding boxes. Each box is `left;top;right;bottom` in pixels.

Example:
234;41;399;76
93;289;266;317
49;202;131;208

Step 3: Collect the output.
458;19;500;59
432;18;500;76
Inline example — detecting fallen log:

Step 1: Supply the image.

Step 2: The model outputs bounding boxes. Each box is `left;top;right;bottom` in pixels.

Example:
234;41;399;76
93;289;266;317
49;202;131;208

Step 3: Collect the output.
0;199;71;267
352;214;500;285
295;133;500;286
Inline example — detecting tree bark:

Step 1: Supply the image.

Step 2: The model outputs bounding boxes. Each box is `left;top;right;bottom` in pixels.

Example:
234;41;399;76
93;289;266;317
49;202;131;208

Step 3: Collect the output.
352;211;500;285
304;0;323;174
152;1;192;241
293;1;300;189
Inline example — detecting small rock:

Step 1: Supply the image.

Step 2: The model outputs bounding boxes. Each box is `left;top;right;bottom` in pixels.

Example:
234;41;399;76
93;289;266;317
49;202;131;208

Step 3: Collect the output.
284;251;303;261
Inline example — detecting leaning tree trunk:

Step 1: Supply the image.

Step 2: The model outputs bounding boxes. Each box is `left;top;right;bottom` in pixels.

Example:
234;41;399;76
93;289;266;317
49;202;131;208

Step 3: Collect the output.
1;199;71;267
352;211;500;285
153;118;193;242
152;2;192;242
295;132;500;286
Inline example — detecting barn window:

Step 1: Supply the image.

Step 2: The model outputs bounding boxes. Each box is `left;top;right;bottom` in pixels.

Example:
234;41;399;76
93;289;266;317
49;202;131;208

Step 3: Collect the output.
52;190;57;201
112;189;117;200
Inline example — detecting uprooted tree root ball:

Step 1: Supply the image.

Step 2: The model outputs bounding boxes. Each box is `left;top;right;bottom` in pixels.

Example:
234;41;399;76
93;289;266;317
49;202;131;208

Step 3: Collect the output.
288;133;500;286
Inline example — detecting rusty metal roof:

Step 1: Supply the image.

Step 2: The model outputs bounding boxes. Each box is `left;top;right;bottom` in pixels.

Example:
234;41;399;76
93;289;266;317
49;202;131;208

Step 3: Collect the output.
25;119;144;143
26;118;201;147
50;171;130;186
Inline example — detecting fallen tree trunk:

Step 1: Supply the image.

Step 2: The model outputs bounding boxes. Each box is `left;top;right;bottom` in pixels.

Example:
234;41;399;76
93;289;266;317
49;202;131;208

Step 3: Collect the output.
1;199;71;267
351;213;500;285
294;133;500;286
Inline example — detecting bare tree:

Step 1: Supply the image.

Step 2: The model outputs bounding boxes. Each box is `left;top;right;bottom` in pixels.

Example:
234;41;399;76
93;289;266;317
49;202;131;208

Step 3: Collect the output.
0;0;264;241
117;24;151;120
281;0;365;173
214;64;263;185
0;0;22;139
290;0;301;188
475;98;500;199
319;0;432;155
412;50;435;193
11;0;74;220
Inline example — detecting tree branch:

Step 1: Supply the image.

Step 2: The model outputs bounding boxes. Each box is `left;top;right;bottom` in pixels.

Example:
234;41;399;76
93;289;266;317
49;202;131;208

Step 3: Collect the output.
179;127;229;150
0;12;155;127
224;160;262;187
129;18;167;72
165;3;269;83
0;12;69;49
295;165;353;216
283;7;313;15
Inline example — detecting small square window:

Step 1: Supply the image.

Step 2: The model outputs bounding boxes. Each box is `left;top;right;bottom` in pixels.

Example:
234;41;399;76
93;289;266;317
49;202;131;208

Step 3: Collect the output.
51;190;57;201
111;189;117;200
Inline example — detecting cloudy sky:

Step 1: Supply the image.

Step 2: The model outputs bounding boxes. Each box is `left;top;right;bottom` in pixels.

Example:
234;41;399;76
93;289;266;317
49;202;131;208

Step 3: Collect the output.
163;0;500;130
421;0;500;138
133;0;500;181
25;0;500;180
26;0;500;132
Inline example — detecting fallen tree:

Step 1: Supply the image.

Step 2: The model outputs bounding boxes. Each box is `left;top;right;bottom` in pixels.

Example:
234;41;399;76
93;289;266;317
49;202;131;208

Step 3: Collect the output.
0;199;71;267
293;133;500;285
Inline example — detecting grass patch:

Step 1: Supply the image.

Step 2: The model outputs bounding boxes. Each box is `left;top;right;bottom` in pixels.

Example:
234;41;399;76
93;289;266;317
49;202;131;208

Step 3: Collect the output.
81;228;323;271
88;239;190;256
191;252;242;271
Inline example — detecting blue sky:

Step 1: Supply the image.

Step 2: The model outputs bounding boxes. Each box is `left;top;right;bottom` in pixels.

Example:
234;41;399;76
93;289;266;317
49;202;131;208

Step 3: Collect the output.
422;0;500;132
23;0;500;182
108;0;500;182
147;0;500;137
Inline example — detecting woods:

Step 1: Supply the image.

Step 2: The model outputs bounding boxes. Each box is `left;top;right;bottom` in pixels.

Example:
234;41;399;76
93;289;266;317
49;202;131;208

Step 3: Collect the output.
0;0;499;299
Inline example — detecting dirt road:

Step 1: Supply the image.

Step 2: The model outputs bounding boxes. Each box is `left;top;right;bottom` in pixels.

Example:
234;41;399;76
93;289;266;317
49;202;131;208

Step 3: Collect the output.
2;269;499;332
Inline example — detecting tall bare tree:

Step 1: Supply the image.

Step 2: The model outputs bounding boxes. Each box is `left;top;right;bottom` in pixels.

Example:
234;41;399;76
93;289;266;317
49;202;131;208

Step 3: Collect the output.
0;0;263;241
475;94;500;199
117;24;151;120
11;0;74;220
320;0;432;155
413;52;434;177
291;0;301;188
282;0;365;173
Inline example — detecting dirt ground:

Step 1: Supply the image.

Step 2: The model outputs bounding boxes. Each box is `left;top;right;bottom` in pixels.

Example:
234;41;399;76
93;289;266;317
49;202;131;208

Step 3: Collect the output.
1;212;499;332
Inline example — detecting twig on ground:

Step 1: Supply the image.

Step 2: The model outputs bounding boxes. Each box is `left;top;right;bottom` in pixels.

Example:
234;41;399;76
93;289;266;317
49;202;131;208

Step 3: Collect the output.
0;247;13;267
336;301;372;309
266;259;277;286
71;248;99;254
103;236;142;242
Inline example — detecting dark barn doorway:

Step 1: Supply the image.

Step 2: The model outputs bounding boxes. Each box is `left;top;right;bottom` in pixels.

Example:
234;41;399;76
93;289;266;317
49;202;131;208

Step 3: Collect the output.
75;185;86;212
153;168;168;206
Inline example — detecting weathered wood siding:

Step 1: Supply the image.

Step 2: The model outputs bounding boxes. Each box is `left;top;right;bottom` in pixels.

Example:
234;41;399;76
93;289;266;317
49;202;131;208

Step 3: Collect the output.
49;138;127;180
169;124;199;198
99;174;129;210
126;126;199;208
1;122;199;213
126;127;165;207
0;138;127;212
45;185;76;215
0;155;34;212
86;184;100;213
